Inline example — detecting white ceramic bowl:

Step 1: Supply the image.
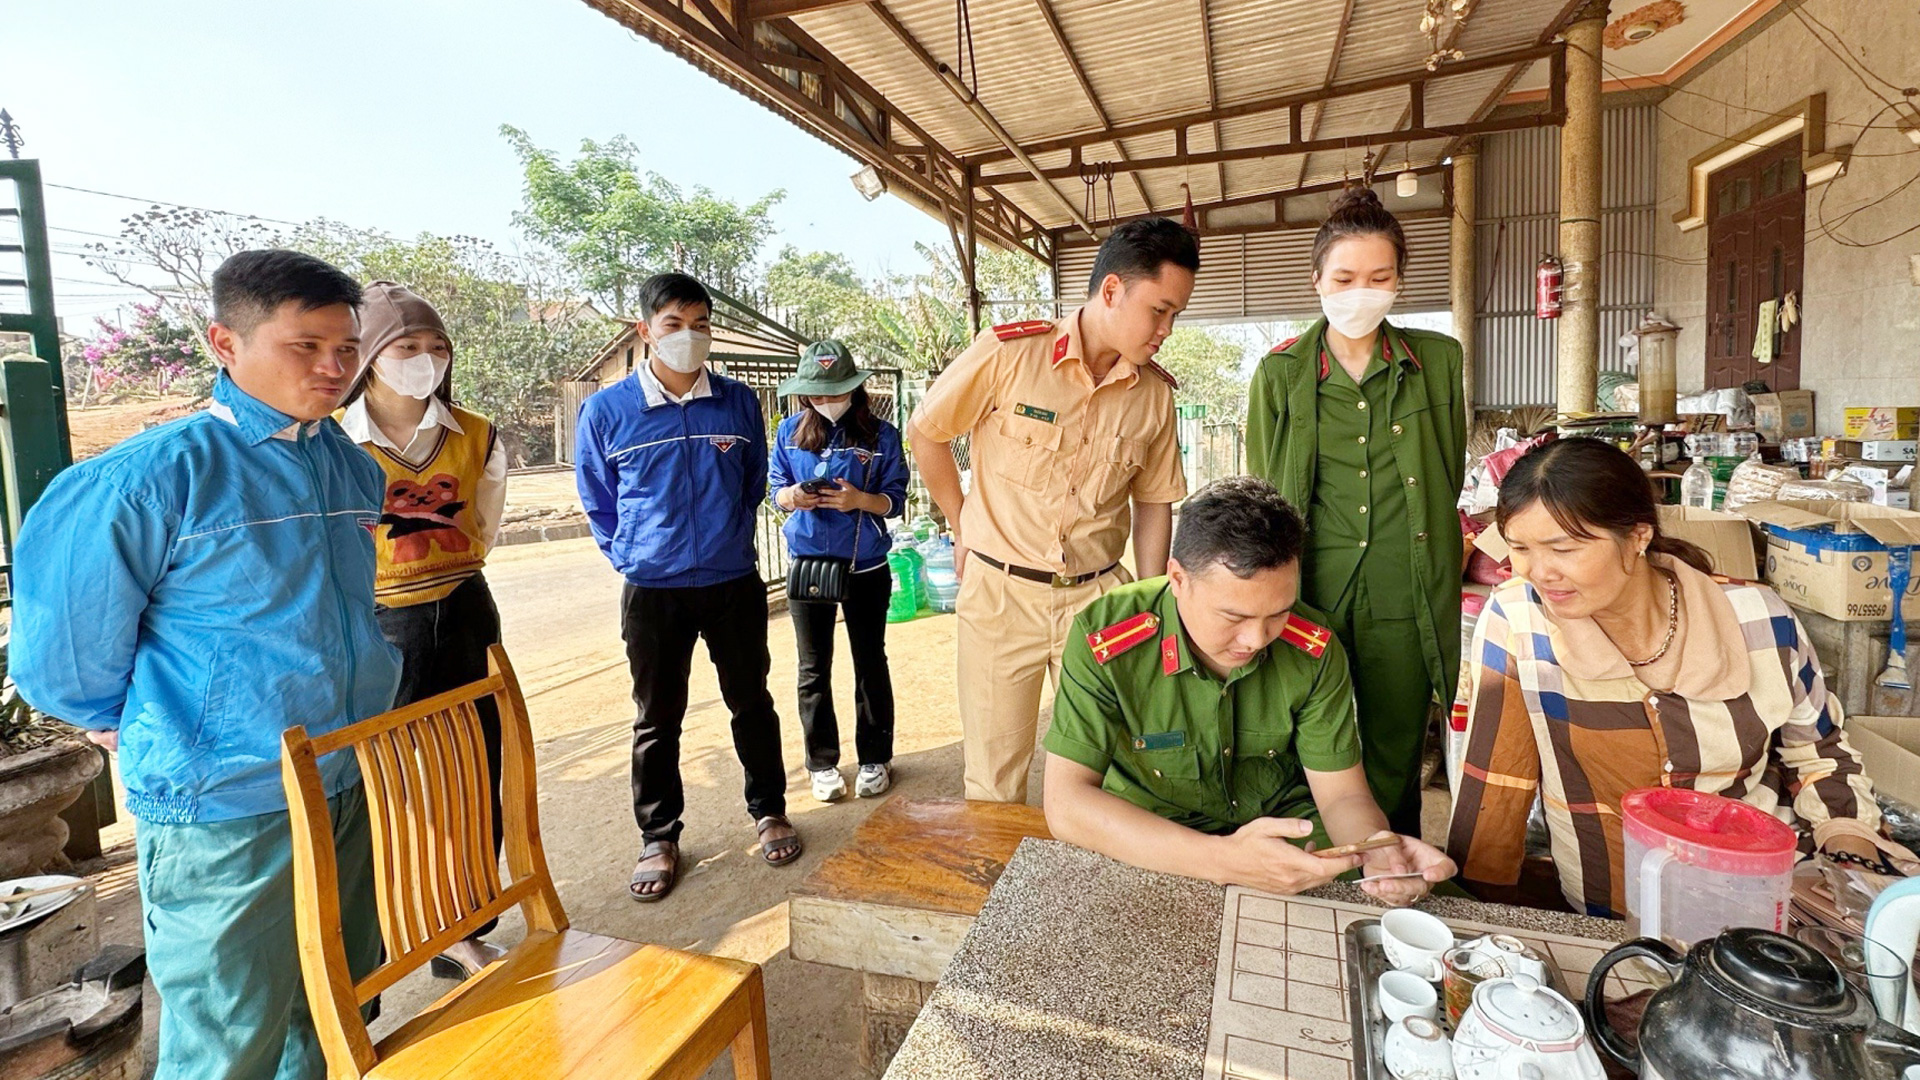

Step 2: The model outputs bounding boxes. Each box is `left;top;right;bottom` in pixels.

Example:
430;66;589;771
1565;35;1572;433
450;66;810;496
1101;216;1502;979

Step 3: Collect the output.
1384;1016;1456;1080
1379;970;1440;1024
1382;908;1453;981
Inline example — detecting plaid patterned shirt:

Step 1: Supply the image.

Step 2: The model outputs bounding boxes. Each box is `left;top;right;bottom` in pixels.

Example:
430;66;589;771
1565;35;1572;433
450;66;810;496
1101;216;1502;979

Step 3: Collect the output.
1446;558;1879;918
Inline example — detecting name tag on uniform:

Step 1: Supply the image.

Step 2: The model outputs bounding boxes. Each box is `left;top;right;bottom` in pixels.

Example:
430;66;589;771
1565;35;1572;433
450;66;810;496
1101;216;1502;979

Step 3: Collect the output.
1133;731;1186;751
1013;403;1057;424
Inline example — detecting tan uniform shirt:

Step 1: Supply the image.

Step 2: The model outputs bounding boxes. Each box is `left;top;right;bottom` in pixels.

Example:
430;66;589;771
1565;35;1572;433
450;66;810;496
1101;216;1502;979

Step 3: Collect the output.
912;308;1187;577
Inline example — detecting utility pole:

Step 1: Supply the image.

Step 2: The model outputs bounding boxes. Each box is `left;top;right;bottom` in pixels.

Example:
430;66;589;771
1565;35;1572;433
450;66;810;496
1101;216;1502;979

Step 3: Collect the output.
0;111;22;160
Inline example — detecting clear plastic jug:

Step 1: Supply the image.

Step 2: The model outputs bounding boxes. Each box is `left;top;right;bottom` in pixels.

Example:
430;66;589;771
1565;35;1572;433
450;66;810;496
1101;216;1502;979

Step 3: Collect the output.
1622;788;1797;949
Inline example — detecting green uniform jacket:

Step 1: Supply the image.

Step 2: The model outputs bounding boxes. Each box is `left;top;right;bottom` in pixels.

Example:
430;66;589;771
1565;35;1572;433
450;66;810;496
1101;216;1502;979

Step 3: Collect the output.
1244;317;1468;696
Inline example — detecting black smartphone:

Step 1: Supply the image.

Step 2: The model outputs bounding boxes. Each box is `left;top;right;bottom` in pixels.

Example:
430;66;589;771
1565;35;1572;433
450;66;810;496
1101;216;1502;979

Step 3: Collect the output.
800;478;838;495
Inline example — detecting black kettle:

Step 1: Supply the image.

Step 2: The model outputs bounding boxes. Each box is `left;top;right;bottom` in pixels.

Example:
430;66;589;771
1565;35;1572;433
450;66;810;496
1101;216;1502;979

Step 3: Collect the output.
1582;927;1920;1079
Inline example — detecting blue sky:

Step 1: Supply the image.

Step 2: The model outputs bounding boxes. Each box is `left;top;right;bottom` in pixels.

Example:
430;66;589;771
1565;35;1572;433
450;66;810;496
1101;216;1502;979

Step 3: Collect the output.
7;0;952;324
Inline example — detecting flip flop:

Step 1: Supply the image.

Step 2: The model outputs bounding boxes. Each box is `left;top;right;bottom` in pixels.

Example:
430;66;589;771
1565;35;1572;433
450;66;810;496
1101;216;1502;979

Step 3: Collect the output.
756;815;803;867
629;839;678;903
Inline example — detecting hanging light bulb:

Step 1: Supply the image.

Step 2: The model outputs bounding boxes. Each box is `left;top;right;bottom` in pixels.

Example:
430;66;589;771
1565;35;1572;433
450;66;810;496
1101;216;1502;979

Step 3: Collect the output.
1397;169;1419;198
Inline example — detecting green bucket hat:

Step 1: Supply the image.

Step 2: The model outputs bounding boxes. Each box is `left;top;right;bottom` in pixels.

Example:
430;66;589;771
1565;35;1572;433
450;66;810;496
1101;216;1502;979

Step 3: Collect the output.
778;339;872;397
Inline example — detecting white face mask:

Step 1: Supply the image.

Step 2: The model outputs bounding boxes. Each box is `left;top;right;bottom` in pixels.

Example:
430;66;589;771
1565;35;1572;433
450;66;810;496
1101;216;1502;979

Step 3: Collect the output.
652;329;712;374
813;400;851;423
373;351;449;399
1319;287;1397;338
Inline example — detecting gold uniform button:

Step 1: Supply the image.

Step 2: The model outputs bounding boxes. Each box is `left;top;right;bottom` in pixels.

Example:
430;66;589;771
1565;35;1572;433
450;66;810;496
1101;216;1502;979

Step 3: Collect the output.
1406;476;1418;487
1357;435;1368;445
1359;505;1369;515
1357;401;1368;411
1224;746;1233;758
1230;799;1238;809
1359;540;1369;548
1152;768;1164;779
1266;749;1277;759
1359;469;1369;478
1416;531;1429;541
1392;423;1404;435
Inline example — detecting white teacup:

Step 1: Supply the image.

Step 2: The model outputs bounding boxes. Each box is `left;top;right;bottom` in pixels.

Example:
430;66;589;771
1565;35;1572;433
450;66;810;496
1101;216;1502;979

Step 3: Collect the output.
1383;1015;1456;1080
1379;970;1440;1024
1381;908;1453;981
1458;934;1549;983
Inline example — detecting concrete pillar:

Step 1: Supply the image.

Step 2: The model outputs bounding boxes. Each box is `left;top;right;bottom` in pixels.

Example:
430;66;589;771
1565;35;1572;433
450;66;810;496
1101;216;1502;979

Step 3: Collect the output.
1449;146;1479;416
1556;0;1608;414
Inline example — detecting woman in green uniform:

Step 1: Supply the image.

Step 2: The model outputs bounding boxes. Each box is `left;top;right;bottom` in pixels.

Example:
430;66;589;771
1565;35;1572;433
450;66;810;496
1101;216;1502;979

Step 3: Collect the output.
1245;187;1467;837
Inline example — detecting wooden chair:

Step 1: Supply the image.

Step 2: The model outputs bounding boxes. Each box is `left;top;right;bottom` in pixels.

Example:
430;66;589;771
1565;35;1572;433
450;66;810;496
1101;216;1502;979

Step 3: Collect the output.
280;645;771;1080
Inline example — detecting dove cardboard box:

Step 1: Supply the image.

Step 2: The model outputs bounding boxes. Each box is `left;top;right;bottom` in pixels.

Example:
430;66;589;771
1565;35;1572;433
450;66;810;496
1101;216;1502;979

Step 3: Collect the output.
1742;501;1920;621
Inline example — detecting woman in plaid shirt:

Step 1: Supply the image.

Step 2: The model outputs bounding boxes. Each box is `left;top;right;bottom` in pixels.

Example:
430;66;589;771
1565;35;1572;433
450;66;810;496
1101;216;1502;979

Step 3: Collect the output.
1447;438;1887;917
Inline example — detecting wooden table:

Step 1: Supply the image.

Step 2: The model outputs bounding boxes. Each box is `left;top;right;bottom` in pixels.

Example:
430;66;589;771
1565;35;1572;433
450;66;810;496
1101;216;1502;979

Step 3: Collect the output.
788;797;1051;1075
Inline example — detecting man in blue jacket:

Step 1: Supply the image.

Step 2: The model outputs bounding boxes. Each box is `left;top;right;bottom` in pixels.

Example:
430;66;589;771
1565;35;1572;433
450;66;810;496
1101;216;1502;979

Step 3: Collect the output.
575;272;799;903
11;249;402;1080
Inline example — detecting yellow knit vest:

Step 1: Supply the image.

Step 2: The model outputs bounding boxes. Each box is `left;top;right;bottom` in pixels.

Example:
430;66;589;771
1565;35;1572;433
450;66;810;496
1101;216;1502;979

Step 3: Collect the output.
349;405;495;606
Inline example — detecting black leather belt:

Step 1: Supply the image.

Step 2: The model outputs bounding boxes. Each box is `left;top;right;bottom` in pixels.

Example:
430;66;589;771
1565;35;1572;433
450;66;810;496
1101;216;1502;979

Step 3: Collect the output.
973;552;1117;589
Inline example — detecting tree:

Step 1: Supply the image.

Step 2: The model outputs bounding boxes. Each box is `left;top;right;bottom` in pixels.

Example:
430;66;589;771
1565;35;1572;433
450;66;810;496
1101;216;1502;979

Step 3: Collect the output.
75;303;215;403
501;125;783;316
1151;327;1251;422
84;206;281;336
291;223;611;465
871;243;1052;373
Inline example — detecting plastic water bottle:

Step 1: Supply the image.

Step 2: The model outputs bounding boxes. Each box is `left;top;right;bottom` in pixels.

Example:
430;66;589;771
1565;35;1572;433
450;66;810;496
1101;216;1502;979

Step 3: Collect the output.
910;515;937;542
919;537;960;613
1681;459;1715;509
886;548;924;623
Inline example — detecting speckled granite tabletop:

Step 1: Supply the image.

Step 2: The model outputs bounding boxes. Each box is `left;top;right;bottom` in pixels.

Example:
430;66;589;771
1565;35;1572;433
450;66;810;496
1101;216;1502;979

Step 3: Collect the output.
882;839;1627;1080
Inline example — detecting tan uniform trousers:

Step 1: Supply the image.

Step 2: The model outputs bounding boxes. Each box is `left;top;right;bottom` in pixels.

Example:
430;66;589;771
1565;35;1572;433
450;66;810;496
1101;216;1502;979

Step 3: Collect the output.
956;559;1132;802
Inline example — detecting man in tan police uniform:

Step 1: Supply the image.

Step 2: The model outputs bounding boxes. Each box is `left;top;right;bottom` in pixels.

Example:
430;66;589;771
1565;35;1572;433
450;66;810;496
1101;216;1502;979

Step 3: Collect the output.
909;217;1198;802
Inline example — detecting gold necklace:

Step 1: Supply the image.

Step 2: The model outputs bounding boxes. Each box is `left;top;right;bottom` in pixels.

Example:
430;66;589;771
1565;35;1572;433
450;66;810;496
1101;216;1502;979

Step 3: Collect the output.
1625;571;1679;668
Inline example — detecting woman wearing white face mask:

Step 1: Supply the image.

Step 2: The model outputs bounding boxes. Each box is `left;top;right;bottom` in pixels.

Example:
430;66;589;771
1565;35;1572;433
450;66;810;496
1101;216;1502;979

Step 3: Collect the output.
771;341;910;803
337;281;509;979
1244;187;1468;838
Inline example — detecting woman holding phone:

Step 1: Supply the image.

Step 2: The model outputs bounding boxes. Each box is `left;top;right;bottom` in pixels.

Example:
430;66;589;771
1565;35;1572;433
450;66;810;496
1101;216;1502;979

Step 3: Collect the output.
771;340;910;803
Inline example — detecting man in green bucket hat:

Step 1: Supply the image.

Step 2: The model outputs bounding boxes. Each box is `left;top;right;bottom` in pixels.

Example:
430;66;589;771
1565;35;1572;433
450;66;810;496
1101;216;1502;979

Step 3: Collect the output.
771;339;910;805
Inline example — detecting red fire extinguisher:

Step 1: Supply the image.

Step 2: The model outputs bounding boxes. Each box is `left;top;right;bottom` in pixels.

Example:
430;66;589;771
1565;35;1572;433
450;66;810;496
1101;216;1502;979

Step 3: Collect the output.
1535;254;1563;320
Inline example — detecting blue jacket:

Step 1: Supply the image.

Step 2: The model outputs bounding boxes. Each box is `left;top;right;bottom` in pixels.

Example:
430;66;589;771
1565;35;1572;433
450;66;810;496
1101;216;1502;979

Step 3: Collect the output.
11;375;402;824
574;371;767;588
769;413;909;572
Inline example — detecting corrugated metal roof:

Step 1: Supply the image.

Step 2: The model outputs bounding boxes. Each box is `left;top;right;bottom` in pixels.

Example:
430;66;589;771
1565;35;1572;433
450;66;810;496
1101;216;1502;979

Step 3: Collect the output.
605;0;1579;239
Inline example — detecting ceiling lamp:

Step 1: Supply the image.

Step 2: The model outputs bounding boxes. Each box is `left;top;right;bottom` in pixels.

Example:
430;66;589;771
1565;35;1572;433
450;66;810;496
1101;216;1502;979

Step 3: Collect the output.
1604;1;1686;49
1397;166;1420;198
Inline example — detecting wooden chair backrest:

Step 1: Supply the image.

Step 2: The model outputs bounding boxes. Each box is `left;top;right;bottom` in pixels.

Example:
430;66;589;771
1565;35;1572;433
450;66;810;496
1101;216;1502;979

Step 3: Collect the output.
281;645;567;1076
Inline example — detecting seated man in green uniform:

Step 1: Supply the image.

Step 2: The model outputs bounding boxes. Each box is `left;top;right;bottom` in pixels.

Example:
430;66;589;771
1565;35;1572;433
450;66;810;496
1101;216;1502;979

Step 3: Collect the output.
1043;476;1455;905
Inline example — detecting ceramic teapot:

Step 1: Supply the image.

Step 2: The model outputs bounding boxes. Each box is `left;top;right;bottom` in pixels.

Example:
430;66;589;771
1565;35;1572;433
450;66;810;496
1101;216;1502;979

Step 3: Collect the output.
1583;927;1920;1079
1451;974;1606;1080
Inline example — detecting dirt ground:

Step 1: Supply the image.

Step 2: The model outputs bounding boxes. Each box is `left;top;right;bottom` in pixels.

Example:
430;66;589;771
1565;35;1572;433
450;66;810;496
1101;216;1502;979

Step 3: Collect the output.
65;397;200;459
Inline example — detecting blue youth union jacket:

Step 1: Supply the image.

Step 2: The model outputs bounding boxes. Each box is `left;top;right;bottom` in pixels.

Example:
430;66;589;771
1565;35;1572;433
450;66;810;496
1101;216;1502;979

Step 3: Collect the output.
574;371;767;588
768;413;909;572
10;374;402;824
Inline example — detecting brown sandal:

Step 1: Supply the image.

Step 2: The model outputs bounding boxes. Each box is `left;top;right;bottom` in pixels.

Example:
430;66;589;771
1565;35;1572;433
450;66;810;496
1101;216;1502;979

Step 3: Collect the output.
630;840;678;902
756;816;803;867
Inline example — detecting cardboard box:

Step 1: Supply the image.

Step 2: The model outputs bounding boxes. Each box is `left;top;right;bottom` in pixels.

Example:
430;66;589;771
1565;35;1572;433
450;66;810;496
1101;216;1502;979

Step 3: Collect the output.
1845;407;1920;440
1831;439;1919;462
1848;715;1920;808
1840;466;1913;509
1470;504;1759;580
1743;500;1920;621
1751;390;1815;442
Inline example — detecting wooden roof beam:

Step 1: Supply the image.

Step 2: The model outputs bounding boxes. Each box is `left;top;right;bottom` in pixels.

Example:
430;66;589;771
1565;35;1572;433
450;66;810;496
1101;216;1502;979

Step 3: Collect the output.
978;109;1563;185
1195;0;1226;204
1293;0;1359;190
863;0;1099;238
963;41;1562;167
1054;164;1452;247
745;0;864;19
1031;0;1154;215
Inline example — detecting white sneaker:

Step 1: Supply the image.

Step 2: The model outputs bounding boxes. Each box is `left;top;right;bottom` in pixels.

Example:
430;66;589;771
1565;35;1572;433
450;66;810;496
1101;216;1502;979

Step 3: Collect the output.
810;768;848;802
855;763;893;798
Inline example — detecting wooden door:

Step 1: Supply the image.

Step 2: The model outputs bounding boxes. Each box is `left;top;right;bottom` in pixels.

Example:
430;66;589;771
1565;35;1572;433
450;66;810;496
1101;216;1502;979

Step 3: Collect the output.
1704;136;1804;390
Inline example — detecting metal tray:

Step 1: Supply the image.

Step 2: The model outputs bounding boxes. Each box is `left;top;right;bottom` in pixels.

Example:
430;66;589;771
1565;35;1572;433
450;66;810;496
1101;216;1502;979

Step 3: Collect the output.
1342;919;1576;1080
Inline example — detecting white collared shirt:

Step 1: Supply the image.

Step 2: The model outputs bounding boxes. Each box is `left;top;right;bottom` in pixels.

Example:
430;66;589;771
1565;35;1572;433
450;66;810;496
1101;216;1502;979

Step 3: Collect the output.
339;396;509;549
635;360;714;408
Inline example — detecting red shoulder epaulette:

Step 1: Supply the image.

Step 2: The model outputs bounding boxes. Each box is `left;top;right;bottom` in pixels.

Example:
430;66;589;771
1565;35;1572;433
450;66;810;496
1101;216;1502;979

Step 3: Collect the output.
1145;360;1179;389
1276;335;1301;350
993;319;1053;341
1278;612;1332;658
1087;611;1160;664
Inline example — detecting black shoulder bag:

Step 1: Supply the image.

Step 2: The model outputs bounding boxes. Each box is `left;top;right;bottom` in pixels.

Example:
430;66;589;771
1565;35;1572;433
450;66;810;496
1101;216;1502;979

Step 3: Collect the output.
785;432;864;604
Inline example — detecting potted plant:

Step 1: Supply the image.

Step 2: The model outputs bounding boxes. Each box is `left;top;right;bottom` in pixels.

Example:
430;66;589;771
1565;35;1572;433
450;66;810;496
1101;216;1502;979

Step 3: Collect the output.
0;631;104;878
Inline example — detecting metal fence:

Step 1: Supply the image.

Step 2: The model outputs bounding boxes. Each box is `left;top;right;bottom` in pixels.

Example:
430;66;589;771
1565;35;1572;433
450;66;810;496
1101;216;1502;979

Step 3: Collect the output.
1182;417;1246;493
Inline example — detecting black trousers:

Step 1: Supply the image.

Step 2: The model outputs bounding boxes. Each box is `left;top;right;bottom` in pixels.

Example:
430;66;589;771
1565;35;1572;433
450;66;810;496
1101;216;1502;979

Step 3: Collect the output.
622;572;787;845
376;572;504;936
789;567;896;772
